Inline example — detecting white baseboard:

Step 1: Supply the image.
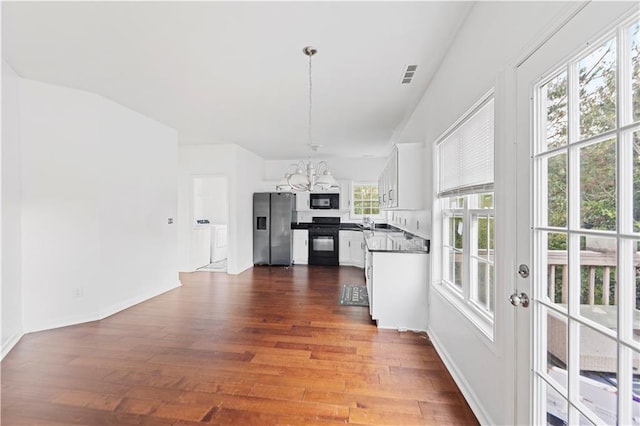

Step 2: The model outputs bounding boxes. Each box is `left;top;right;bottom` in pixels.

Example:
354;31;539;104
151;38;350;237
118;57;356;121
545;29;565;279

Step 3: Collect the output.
26;312;102;334
428;328;493;425
25;280;182;334
228;259;258;275
338;261;364;268
97;280;181;320
1;332;24;360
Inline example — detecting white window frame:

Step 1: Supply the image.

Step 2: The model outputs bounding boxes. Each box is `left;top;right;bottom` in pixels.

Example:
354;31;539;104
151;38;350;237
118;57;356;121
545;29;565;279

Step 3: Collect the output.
469;200;495;318
350;182;383;220
435;91;496;341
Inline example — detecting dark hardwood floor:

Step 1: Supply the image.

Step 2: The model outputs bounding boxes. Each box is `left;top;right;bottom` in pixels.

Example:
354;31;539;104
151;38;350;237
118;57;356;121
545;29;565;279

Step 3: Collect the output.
1;265;478;425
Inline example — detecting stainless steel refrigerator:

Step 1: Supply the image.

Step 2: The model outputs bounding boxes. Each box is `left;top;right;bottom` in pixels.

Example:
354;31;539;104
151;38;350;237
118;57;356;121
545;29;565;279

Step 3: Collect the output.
253;192;297;265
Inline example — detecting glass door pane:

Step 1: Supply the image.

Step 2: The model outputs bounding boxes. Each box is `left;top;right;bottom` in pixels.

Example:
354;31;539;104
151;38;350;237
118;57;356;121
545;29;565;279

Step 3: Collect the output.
526;8;640;425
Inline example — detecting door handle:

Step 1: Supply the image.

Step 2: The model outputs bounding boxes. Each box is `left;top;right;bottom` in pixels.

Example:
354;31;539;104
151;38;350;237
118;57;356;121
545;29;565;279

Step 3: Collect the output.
509;292;530;308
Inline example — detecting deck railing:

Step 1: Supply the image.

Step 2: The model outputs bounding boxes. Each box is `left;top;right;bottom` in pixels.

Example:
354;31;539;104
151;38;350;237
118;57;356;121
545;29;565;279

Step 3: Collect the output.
547;250;640;306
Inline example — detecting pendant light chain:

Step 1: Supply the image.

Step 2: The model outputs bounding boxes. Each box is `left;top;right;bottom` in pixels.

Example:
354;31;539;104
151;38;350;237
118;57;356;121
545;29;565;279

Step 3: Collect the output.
308;50;313;148
278;46;337;192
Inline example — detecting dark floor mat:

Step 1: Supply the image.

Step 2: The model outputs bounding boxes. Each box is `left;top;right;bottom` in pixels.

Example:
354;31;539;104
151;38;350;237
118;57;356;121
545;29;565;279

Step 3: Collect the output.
339;285;369;307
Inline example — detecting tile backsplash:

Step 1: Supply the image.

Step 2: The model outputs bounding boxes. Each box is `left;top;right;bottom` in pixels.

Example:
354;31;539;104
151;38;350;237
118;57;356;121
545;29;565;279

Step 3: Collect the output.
296;210;364;223
295;209;430;239
388;210;431;239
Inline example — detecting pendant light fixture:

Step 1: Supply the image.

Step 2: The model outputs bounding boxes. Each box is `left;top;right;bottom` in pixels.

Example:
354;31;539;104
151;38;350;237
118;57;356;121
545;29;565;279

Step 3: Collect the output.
278;46;338;192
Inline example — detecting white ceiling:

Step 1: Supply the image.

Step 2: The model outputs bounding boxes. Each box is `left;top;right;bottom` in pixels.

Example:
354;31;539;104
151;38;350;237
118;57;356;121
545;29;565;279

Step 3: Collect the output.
2;1;472;160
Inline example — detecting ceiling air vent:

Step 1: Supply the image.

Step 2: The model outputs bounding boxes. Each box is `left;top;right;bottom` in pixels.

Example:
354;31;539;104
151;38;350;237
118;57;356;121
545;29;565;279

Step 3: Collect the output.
401;65;418;84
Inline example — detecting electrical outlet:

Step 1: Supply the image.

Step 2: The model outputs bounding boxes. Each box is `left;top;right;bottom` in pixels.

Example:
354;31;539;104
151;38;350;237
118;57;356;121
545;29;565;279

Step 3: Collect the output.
73;287;84;298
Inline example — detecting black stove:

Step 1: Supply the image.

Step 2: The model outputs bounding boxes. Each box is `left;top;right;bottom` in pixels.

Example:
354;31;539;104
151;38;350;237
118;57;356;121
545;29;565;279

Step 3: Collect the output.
310;217;341;228
308;217;340;266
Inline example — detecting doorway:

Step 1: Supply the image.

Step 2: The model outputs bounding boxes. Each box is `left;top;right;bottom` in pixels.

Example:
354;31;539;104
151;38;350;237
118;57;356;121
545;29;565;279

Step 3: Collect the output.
192;176;229;273
515;3;639;423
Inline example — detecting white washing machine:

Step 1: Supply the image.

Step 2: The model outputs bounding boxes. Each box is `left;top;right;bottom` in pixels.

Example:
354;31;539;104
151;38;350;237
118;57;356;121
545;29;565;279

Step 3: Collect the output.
210;224;228;263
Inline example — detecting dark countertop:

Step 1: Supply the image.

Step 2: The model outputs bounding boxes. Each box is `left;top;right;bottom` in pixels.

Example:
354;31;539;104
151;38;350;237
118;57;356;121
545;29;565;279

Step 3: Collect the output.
290;222;430;254
291;222;311;230
290;222;401;231
339;223;363;231
363;230;430;254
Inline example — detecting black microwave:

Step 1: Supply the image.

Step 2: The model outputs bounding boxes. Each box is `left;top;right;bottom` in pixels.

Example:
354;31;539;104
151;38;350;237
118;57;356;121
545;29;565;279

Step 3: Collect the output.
310;193;340;209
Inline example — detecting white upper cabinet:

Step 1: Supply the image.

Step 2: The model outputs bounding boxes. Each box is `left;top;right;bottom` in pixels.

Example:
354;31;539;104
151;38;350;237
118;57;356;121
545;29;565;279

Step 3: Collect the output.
386;148;398;208
339;180;352;211
296;191;310;210
378;143;424;210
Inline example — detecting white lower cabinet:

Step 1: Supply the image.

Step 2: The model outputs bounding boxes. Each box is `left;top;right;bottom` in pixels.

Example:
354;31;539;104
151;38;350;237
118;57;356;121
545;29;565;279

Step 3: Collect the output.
365;250;374;317
292;230;308;264
365;249;428;331
339;232;350;264
338;230;365;268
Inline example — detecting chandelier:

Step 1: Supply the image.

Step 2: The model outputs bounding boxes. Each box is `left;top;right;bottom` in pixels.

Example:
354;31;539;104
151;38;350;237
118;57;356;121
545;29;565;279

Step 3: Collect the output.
278;46;337;192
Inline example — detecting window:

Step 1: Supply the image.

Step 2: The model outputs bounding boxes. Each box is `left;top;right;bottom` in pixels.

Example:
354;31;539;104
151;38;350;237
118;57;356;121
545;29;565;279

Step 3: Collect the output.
437;93;495;337
351;183;381;218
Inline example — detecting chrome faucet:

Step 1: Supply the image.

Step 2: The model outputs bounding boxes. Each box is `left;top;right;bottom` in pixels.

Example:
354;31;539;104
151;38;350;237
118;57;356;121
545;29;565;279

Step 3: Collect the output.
363;216;375;230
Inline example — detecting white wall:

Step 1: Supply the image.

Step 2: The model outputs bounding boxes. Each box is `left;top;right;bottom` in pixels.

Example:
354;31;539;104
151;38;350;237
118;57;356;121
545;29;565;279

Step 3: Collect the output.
18;78;179;333
96;94;179;319
2;60;24;357
178;144;264;274
403;2;575;424
194;176;228;225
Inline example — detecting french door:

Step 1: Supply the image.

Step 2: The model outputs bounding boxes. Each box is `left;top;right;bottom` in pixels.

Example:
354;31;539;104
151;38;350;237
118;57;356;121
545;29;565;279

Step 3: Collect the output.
516;2;640;424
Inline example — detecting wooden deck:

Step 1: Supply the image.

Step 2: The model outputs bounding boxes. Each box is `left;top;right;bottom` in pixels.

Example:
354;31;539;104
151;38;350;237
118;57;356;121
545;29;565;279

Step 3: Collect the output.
1;265;478;425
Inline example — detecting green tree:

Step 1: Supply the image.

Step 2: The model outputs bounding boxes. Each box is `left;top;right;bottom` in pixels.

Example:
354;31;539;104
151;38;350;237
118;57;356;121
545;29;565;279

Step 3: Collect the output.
544;23;640;305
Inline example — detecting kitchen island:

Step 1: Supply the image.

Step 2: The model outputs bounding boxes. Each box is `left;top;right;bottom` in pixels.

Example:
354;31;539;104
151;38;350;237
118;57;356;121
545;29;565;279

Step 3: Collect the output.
363;229;430;332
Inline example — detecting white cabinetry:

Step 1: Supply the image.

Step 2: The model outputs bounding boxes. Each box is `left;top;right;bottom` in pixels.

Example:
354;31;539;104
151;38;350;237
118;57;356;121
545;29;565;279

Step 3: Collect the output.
339;230;365;268
292;230;308;264
364;245;428;331
295;192;310;211
387;149;398;207
339;181;352;211
378;143;424;210
365;250;374;317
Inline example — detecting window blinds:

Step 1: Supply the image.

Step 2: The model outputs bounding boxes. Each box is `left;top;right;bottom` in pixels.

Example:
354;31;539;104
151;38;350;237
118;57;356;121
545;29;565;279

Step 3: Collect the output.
437;97;494;197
